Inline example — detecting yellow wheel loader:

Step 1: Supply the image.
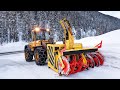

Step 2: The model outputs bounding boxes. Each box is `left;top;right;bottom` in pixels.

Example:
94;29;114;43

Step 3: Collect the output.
24;18;104;76
24;26;54;65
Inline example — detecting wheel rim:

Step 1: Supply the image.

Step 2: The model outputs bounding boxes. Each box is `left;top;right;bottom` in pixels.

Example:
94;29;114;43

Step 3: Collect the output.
35;52;39;62
25;51;29;60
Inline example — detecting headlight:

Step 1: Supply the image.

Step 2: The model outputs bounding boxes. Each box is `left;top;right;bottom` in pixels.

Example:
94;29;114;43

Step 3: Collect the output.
35;27;40;32
46;28;50;32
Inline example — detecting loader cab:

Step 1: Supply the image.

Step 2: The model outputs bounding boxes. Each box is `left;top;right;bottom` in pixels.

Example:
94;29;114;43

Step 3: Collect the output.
31;27;50;41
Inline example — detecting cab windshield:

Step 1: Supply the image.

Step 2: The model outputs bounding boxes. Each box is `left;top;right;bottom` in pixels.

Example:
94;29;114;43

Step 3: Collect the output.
36;31;50;40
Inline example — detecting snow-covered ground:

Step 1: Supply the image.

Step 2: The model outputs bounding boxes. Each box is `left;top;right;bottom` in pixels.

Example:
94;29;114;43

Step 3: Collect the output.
0;30;120;79
0;41;28;53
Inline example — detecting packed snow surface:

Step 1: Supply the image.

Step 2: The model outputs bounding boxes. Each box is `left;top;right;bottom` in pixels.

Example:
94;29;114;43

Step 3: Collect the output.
0;41;28;53
0;30;120;79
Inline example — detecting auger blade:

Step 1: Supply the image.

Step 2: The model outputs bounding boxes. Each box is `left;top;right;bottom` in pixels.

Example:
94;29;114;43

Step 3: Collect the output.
89;53;100;67
96;52;104;65
75;54;86;72
75;60;83;72
91;52;104;65
86;54;95;68
69;55;77;74
58;51;104;76
68;54;86;74
58;56;70;76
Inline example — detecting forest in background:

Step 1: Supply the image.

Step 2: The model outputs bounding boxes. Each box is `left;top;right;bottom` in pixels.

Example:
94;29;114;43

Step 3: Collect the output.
0;11;120;45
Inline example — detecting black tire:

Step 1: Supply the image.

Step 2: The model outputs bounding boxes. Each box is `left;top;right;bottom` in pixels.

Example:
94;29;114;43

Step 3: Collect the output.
34;47;47;65
24;45;33;62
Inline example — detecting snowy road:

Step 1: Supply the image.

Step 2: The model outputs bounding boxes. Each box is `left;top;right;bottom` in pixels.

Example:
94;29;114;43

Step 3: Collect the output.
0;30;120;79
0;51;23;56
0;52;120;79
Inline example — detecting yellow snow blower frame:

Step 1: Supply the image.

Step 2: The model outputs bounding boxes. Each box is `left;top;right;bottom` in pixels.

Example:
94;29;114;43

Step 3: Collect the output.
47;18;104;76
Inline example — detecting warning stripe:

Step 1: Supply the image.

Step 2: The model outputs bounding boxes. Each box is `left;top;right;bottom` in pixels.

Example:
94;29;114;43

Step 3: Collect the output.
47;46;54;66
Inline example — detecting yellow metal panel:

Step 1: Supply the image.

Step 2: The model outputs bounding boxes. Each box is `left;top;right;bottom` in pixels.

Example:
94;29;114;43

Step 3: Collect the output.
35;40;41;47
81;53;87;65
68;31;74;49
48;61;58;73
65;40;69;50
57;51;65;69
73;43;82;49
47;43;66;73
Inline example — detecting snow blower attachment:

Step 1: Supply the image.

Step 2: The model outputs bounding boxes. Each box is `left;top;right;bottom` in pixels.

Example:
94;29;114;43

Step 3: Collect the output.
47;18;104;76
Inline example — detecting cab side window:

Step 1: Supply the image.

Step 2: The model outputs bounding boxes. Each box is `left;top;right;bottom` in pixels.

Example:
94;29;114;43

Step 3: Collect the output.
31;32;35;41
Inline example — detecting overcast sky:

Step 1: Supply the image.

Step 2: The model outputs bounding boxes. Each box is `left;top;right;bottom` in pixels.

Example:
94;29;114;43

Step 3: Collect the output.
99;11;120;19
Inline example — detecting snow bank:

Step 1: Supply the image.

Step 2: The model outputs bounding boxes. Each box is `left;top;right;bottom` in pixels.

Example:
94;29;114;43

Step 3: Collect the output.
75;29;120;47
56;29;120;47
0;41;28;53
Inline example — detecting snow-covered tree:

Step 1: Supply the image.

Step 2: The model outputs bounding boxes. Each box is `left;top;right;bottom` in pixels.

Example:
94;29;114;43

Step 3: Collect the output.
80;28;86;38
72;26;77;39
0;11;120;45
